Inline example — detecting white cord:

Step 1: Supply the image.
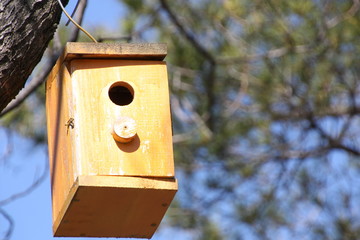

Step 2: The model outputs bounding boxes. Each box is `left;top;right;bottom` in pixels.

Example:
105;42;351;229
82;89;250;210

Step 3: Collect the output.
56;0;98;43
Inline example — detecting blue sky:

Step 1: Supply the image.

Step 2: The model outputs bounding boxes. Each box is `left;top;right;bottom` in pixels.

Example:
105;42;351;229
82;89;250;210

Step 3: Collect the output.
0;1;183;240
68;0;124;31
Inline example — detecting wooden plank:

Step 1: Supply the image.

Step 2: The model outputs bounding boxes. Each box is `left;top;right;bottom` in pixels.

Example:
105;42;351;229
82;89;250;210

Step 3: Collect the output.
78;175;178;189
46;43;176;238
70;59;174;177
64;42;167;61
47;43;167;100
54;176;177;238
52;177;79;235
46;64;77;227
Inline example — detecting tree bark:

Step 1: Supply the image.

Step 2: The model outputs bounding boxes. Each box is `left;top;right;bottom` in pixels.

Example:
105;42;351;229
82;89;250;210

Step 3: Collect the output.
0;0;68;112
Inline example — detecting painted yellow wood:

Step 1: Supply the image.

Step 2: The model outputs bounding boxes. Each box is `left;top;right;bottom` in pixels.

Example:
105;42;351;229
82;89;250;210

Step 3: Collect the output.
45;43;177;238
53;176;177;238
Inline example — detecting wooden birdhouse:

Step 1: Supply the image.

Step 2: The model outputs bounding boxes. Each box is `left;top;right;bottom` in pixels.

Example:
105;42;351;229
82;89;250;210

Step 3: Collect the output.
45;42;177;238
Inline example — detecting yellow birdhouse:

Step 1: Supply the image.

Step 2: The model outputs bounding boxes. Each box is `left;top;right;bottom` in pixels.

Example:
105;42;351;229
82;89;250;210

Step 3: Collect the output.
45;42;177;238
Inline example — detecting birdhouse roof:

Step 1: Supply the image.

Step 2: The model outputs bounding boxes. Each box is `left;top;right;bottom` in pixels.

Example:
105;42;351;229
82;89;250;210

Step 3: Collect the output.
48;42;167;82
61;42;167;62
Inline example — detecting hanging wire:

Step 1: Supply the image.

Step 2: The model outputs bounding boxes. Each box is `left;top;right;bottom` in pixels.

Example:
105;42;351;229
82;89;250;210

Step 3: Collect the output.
65;0;81;26
56;0;98;43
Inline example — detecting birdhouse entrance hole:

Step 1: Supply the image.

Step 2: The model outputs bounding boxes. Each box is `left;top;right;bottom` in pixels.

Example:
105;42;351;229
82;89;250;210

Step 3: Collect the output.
108;81;134;106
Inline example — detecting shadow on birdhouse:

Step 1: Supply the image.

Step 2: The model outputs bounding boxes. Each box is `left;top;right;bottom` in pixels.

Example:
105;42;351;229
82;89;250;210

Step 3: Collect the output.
45;42;177;238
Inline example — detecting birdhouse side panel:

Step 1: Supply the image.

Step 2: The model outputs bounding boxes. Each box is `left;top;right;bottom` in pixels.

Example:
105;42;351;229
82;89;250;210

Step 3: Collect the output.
46;64;78;226
70;59;174;177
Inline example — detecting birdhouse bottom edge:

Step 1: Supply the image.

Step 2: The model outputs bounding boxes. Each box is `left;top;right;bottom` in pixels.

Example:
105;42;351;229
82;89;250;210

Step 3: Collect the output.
52;175;177;238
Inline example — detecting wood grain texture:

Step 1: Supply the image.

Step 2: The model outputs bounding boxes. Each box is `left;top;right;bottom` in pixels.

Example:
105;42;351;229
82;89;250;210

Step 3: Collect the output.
46;42;168;90
45;43;177;237
0;0;68;112
70;59;174;177
62;42;167;61
46;64;77;223
54;176;177;238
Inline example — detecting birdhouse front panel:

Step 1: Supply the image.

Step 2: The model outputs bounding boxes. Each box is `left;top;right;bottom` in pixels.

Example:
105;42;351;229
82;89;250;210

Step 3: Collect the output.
70;59;174;177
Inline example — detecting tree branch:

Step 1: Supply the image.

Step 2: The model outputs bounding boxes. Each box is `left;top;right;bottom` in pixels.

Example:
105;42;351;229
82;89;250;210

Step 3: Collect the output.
271;105;360;121
0;0;70;112
159;0;219;130
309;116;360;156
326;0;360;28
0;7;88;236
204;62;216;130
0;208;14;240
159;0;216;64
217;45;309;64
0;54;58;117
0;150;49;206
0;128;13;164
0;0;88;117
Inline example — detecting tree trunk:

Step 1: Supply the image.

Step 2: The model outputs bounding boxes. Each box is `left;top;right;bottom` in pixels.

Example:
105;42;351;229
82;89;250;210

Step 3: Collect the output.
0;0;68;112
